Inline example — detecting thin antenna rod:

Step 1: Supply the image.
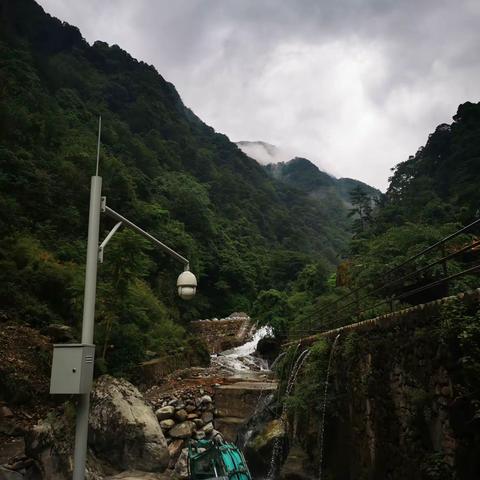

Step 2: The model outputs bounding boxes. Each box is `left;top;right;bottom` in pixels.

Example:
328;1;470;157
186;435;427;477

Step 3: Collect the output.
95;116;102;176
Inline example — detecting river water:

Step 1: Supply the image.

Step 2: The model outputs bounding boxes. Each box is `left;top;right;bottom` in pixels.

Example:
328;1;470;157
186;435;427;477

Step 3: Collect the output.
211;325;273;374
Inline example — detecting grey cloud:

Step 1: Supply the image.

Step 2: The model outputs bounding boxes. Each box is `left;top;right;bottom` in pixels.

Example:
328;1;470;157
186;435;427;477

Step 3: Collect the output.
37;0;480;189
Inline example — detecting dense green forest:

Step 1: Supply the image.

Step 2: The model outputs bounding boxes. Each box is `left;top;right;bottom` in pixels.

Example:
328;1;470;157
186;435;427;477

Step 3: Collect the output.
2;0;476;377
0;0;371;374
254;101;480;339
269;102;480;480
265;156;379;206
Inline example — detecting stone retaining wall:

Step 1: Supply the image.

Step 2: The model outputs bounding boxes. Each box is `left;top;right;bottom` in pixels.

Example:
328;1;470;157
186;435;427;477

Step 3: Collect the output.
190;312;253;353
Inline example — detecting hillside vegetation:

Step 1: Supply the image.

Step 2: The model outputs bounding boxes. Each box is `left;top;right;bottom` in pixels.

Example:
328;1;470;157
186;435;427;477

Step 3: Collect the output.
271;102;480;480
265;156;379;205
254;101;480;339
0;0;360;375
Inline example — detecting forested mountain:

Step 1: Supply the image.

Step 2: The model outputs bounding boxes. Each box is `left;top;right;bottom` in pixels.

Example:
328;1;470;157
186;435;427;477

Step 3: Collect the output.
235;141;292;166
269;102;480;480
264;156;380;205
0;0;355;373
383;103;480;226
253;101;480;339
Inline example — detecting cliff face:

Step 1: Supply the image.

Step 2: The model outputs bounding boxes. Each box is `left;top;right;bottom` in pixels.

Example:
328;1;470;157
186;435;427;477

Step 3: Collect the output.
283;291;480;480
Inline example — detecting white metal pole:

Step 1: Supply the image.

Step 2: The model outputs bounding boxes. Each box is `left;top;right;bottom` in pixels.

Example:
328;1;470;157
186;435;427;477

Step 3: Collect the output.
73;175;102;480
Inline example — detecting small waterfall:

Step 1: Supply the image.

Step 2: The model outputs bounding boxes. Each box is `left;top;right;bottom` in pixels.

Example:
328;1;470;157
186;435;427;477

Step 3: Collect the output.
317;334;341;480
267;347;311;480
270;351;287;371
212;325;273;373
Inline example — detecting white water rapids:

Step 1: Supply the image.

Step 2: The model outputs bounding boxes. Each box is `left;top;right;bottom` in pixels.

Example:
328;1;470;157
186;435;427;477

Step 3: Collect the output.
211;325;273;373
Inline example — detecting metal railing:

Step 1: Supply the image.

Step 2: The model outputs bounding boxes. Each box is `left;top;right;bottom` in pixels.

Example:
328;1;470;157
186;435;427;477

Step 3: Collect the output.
288;217;480;340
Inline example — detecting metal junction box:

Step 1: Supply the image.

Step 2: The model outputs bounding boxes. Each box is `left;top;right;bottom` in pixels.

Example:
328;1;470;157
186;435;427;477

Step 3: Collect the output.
50;344;95;394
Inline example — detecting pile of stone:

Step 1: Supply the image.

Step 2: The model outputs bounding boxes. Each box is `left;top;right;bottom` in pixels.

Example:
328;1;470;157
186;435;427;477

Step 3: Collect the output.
153;391;221;468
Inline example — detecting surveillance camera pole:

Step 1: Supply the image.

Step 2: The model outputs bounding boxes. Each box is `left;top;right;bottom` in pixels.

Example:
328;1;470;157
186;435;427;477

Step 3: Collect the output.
72;175;102;480
70;120;195;480
71;177;194;480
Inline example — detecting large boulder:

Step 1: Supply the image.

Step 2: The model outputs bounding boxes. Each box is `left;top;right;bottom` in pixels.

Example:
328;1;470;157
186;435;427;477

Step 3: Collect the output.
90;376;169;473
244;419;286;477
255;336;281;364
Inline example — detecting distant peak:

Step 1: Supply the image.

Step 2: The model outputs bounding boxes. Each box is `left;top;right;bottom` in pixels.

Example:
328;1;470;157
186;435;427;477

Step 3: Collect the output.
236;140;290;165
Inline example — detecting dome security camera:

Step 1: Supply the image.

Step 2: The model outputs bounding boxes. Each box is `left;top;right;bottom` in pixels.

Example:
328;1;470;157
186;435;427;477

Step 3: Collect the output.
177;270;197;300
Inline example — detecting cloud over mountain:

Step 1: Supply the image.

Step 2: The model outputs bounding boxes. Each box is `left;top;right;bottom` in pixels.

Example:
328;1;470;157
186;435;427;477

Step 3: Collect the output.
38;0;480;189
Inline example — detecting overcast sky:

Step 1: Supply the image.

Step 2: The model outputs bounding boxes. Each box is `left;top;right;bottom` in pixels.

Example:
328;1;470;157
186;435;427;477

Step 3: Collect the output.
38;0;480;190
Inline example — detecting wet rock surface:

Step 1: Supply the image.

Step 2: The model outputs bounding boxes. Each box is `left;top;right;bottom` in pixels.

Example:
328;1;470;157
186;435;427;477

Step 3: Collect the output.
244;419;286;477
278;443;314;480
90;376;169;473
255;336;281;365
214;381;277;442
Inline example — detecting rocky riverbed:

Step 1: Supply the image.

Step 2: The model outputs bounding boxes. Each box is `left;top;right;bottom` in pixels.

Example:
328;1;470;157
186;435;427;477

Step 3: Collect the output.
0;321;280;480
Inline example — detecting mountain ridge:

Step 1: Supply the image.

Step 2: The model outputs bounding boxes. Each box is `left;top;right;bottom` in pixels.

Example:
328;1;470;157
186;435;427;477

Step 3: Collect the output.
237;141;380;203
0;0;352;372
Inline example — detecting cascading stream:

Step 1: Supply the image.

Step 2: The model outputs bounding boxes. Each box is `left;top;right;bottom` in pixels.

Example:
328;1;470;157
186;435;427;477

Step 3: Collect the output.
317;334;341;480
270;351;287;371
211;325;272;373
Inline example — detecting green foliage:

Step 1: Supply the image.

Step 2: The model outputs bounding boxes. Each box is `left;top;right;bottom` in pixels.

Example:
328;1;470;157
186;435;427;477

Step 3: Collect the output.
253;289;292;338
286;339;330;415
348;185;374;233
342;331;361;360
436;302;480;393
274;338;335;431
0;235;77;327
0;0;356;374
292;261;330;298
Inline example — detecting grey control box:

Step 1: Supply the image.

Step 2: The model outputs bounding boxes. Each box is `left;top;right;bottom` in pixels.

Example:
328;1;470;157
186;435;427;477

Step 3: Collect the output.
50;344;95;394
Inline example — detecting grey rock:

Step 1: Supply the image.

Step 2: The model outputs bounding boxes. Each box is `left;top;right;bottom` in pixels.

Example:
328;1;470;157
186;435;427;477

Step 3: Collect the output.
155;406;175;421
159;419;175;430
193;419;204;429
25;413;109;479
202;422;214;435
0;406;14;418
169;421;195;439
201;412;214;424
90;375;169;472
175;409;188;422
41;324;75;343
174;449;189;479
199;395;212;405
